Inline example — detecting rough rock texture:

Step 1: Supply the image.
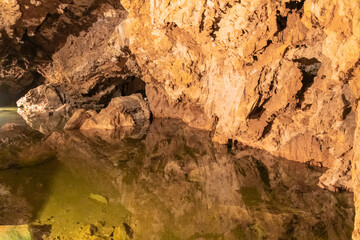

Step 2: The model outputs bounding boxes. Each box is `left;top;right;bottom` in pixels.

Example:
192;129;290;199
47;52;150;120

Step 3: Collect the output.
353;105;360;239
64;109;93;130
2;0;360;237
121;0;360;192
80;94;150;130
120;1;360;234
16;84;65;113
0;0;143;108
17;109;68;135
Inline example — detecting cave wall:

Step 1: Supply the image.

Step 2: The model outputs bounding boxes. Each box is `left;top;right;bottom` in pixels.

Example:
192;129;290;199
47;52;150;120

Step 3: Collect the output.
2;0;360;238
119;1;360;237
120;0;360;191
0;0;142;109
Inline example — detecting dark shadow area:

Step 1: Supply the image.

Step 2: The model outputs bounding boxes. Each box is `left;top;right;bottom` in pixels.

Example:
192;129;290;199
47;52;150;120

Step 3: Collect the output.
293;57;322;108
81;76;146;107
0;0;130;108
276;10;288;33
285;0;305;12
0;160;59;225
0;30;45;107
0;109;58;239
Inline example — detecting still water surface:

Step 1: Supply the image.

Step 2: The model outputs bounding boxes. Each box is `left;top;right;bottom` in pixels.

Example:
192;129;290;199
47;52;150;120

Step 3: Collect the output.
0;108;355;240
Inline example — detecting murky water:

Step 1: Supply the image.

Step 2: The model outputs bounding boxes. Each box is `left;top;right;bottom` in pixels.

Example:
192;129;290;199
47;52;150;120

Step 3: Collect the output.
0;108;26;127
0;109;355;239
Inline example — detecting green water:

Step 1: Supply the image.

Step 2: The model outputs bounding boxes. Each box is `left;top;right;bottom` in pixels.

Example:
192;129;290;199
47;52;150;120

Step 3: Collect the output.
0;108;26;127
0;112;355;240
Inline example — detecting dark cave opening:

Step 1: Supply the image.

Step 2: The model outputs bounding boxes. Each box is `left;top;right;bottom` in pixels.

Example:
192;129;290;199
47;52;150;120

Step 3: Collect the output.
0;71;44;107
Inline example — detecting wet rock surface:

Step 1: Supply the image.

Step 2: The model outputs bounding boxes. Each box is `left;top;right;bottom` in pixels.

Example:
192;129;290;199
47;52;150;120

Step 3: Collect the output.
1;0;357;194
16;109;68;135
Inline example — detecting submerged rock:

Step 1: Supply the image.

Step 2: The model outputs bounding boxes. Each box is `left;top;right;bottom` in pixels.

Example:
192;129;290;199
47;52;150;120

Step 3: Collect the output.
17;109;68;135
89;193;108;204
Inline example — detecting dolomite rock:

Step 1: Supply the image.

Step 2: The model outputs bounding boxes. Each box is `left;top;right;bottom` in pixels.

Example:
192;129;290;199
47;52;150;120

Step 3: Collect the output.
80;94;150;130
16;108;69;135
37;4;143;109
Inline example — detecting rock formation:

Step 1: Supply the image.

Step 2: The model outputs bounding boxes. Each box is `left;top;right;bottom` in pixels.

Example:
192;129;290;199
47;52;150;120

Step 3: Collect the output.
121;0;360;193
17;84;66;113
63;94;150;131
2;0;360;237
0;0;143;108
79;94;151;130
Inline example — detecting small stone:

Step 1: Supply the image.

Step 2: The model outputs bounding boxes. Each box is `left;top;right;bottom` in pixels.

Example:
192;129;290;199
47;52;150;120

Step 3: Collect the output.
89;193;108;204
188;168;206;183
82;224;98;236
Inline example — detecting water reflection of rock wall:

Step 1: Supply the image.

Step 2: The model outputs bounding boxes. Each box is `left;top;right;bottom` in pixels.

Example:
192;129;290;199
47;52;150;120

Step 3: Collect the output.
0;123;55;169
45;119;354;240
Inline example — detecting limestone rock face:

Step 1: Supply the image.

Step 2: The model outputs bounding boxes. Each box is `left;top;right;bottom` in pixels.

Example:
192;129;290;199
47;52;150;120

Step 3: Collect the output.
352;105;360;239
121;0;360;192
79;94;150;130
0;0;142;108
1;0;360;236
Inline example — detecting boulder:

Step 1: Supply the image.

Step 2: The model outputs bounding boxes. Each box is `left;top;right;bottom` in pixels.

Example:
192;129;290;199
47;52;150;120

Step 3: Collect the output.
64;109;92;130
64;94;150;131
16;85;64;113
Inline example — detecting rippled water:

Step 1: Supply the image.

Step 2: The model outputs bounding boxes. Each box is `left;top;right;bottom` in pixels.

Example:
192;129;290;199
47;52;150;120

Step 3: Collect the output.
0;109;355;239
